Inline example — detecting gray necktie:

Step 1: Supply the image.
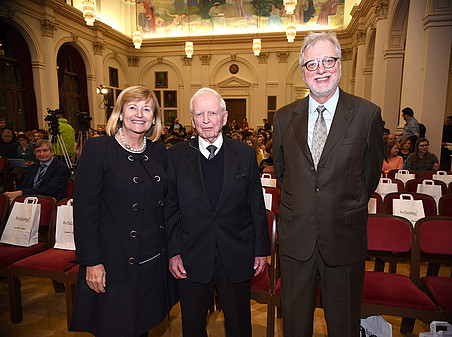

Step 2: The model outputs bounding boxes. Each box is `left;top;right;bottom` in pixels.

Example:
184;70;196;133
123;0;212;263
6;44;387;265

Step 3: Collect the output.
207;145;217;160
312;105;327;169
34;163;46;188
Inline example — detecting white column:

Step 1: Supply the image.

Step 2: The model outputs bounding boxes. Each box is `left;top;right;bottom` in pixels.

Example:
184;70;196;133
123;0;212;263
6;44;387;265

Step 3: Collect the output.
40;20;59;114
92;42;106;128
353;31;366;98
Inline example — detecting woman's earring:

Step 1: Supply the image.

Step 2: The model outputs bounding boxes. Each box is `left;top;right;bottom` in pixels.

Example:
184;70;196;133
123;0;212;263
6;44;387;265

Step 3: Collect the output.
119;116;123;122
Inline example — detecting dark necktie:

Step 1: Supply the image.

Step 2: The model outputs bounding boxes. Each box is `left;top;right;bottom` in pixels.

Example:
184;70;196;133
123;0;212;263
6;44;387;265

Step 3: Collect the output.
207;145;217;160
312;105;327;169
34;164;46;188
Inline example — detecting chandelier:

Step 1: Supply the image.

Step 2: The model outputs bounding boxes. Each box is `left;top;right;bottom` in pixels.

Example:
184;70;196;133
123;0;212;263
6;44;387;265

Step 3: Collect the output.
286;22;296;43
82;0;96;26
252;38;261;56
133;30;143;49
185;41;194;58
283;0;297;15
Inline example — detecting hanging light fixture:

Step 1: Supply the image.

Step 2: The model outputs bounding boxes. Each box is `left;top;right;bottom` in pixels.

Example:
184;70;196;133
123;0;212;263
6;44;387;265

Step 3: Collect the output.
283;0;297;15
82;0;96;26
185;41;194;58
252;38;261;56
286;22;296;43
133;30;143;49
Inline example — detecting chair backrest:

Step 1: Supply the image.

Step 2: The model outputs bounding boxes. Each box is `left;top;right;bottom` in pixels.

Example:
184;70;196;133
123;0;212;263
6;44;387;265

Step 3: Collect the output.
262;166;275;174
448;183;452;195
439;194;452;216
383;192;437;216
405;178;447;195
266;210;277;290
387;169;421;180
58;197;73;207
0;194;10;235
369;193;382;214
66;178;74;197
0;158;8;172
9;195;57;246
367;214;413;254
264;186;280;215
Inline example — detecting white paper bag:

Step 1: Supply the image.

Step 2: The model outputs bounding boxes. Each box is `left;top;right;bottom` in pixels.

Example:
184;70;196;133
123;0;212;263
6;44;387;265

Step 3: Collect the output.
395;169;415;184
261;173;277;188
419;321;452;337
368;198;377;214
361;315;392;337
376;178;399;198
432;171;452;185
393;194;425;225
416;180;442;208
0;197;41;247
54;199;75;250
262;188;273;211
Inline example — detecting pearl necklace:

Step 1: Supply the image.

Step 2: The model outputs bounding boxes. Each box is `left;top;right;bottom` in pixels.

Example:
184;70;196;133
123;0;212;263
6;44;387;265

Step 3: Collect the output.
118;128;147;152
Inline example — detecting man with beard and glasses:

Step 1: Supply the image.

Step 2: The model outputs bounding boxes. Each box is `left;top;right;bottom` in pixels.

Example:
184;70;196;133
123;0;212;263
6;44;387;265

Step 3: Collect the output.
273;32;384;337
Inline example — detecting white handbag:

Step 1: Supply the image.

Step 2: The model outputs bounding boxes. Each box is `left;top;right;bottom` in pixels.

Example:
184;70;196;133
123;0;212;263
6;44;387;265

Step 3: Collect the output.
416;180;442;208
0;197;41;247
393;194;425;225
375;178;399;198
361;315;392;337
261;173;277;188
432;171;452;185
53;199;75;250
395;169;416;185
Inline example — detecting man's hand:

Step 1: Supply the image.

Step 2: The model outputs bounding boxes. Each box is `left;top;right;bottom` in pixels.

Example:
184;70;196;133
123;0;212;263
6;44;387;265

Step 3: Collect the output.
86;264;107;293
4;190;23;203
169;254;187;279
253;256;267;276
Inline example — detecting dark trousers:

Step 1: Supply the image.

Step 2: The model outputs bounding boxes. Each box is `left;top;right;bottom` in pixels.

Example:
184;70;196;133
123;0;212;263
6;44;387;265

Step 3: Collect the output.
280;243;365;337
178;251;252;337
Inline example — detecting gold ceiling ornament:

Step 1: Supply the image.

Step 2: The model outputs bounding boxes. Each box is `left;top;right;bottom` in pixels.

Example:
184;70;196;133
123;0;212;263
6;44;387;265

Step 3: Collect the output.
286;21;296;43
82;0;96;26
185;41;194;58
283;0;297;15
133;29;143;49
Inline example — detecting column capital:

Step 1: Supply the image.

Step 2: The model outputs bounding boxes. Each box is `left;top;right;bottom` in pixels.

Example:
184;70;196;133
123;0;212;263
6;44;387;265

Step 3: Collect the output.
276;51;289;63
128;56;140;67
341;48;353;61
354;30;366;46
199;54;211;65
40;19;58;37
257;52;269;64
93;42;106;55
181;55;192;66
374;0;388;21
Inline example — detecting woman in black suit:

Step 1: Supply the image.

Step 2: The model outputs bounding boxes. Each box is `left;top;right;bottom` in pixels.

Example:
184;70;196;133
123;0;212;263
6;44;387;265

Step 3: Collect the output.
71;86;177;337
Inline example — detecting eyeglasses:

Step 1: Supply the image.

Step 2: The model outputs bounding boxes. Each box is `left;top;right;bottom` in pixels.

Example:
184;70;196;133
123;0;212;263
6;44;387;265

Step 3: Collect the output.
301;57;340;72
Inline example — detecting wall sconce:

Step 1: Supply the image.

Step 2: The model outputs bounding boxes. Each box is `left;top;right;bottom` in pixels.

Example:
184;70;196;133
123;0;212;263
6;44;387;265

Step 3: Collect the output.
185;41;194;58
82;0;96;26
286;22;296;43
133;29;143;49
283;0;297;15
252;38;261;56
97;85;109;109
96;84;108;95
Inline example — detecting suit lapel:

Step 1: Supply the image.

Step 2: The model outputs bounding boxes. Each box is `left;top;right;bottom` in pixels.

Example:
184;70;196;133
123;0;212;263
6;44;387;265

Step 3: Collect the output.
215;137;238;214
319;89;354;162
185;137;212;210
291;98;313;164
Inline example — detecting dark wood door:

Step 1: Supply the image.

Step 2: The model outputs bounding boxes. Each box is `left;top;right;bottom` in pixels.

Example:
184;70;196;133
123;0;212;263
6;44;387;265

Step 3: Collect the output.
224;99;246;128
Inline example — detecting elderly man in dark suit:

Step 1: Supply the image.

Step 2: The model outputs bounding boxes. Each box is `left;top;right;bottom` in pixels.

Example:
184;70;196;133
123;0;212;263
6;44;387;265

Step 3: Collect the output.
5;139;69;202
273;32;384;337
165;87;270;337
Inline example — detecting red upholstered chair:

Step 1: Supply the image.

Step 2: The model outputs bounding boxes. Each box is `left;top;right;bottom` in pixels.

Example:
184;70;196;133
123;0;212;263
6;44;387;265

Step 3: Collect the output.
405;179;447;196
414;216;452;323
66;178;74;197
383;192;437;216
387;169;421;180
448;183;452;194
262;166;275;175
263;186;280;216
439;195;452;216
0;195;57;322
9;197;76;326
64;264;79;328
0;193;10;232
251;210;278;337
362;215;438;332
0;157;8;187
369;193;383;214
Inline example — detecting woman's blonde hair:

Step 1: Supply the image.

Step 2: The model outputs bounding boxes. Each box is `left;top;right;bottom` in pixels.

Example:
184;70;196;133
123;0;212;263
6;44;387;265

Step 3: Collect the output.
105;86;162;142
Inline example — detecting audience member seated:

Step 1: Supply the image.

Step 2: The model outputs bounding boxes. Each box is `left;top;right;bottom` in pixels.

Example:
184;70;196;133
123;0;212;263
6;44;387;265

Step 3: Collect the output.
4;140;69;202
12;134;36;189
0;118;17;143
405;138;439;175
0;129;18;159
259;140;273;173
382;141;403;176
398;137;412;162
168;117;185;135
245;136;263;166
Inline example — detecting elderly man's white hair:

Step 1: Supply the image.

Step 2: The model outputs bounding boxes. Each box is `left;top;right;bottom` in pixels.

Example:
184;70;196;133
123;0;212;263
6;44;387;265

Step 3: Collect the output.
189;88;227;114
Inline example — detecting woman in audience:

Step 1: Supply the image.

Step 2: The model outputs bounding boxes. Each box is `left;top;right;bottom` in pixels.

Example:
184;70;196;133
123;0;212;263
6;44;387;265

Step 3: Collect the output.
382;141;403;176
245;136;263;165
405;137;440;174
71;86;177;337
259;140;273;173
398;137;412;162
16;134;35;164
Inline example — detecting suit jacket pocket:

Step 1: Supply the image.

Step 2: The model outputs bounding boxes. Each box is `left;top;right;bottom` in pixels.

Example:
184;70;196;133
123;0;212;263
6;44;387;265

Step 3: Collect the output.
279;202;293;222
343;136;366;145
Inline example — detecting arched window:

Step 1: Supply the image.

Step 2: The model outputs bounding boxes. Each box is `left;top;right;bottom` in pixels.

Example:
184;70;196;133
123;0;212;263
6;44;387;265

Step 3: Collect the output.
57;44;89;129
0;22;38;131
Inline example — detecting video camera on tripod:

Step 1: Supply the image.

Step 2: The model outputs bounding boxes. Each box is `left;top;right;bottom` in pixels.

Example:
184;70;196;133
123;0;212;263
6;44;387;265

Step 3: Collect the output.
76;111;92;133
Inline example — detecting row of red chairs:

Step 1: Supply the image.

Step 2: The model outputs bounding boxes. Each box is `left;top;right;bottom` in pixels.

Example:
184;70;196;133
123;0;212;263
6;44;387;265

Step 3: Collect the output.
0;194;78;329
386;169;452;181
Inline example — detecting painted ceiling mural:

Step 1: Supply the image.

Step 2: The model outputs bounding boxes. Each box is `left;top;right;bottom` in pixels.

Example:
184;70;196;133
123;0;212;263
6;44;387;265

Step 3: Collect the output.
136;0;345;38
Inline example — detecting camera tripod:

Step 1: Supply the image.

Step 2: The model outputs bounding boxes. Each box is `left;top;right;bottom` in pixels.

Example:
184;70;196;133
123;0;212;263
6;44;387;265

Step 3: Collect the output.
49;131;74;175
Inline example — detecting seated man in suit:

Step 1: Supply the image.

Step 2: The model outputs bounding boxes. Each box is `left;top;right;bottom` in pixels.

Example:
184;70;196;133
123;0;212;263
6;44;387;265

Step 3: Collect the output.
4;139;69;201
